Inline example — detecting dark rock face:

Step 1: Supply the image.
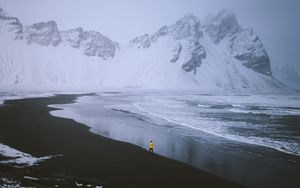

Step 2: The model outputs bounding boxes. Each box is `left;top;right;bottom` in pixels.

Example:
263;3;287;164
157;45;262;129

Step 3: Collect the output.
61;27;83;48
182;42;206;74
170;43;182;63
0;6;118;59
170;14;202;40
204;10;272;76
0;7;23;40
130;14;203;49
79;31;117;58
235;52;271;76
130;26;169;49
141;38;151;48
61;28;118;59
129;14;207;74
151;26;168;42
130;34;149;45
24;21;61;46
229;28;272;76
80;31;116;58
170;15;206;73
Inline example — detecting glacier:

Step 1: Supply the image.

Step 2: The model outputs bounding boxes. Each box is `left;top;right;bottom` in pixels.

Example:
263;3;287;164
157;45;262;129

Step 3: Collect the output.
0;7;284;91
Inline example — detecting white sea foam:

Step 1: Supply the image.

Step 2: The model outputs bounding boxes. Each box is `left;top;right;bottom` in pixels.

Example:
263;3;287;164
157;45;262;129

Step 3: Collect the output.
229;107;300;116
50;93;300;157
225;135;300;156
232;104;245;107
132;100;300;156
228;108;261;114
197;104;211;108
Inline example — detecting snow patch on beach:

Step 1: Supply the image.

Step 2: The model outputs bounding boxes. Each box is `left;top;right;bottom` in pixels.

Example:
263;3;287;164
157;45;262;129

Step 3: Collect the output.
0;143;62;167
0;177;26;188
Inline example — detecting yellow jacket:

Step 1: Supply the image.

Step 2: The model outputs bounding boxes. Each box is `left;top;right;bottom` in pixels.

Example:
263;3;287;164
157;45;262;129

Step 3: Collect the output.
149;142;154;149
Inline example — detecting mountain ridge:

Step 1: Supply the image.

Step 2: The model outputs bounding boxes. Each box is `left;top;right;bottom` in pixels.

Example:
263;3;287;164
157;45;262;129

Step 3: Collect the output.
0;6;283;91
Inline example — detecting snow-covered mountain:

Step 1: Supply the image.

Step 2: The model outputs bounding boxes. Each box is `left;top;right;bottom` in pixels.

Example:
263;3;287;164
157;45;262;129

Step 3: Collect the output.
0;7;22;40
61;27;118;59
24;21;61;47
0;7;282;91
203;10;271;76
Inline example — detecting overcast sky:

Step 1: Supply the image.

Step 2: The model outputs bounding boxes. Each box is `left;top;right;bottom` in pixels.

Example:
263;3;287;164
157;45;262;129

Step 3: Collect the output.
0;0;299;80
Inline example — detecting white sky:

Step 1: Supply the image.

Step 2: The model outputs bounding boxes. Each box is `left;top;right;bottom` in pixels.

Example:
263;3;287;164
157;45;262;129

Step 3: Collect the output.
0;0;299;78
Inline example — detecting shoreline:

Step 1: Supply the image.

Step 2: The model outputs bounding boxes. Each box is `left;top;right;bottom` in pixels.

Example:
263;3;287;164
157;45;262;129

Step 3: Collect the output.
0;94;245;187
47;93;300;188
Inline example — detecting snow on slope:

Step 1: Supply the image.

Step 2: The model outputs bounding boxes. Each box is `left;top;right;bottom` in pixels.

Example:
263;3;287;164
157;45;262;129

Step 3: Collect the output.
0;7;283;91
203;10;272;76
0;32;110;87
275;65;300;90
0;7;23;40
122;13;281;91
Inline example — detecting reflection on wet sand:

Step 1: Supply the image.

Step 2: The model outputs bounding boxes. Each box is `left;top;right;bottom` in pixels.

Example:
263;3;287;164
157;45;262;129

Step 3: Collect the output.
50;93;300;188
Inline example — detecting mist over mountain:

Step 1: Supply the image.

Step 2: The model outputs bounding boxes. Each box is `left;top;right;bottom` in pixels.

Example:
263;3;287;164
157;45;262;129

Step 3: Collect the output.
276;65;300;90
0;6;284;91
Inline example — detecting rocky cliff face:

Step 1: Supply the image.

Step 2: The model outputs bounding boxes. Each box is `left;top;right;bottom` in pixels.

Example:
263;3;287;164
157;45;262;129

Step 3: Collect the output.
0;7;23;40
203;10;241;44
203;9;272;76
24;21;61;46
0;8;118;59
129;11;272;77
0;6;280;90
130;14;207;74
61;27;83;48
61;27;118;59
228;28;272;76
0;6;271;75
23;22;118;59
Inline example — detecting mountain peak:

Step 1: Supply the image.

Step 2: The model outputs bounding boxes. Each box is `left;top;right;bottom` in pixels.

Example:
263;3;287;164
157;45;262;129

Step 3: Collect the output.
129;13;202;48
204;9;241;44
173;13;200;30
178;14;200;24
0;7;278;89
169;13;202;40
26;20;58;32
0;7;9;17
63;29;118;58
24;20;61;46
74;27;83;32
216;9;236;19
0;7;23;40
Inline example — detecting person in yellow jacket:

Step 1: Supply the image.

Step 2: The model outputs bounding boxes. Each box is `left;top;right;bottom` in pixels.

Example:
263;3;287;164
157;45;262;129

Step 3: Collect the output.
149;140;154;153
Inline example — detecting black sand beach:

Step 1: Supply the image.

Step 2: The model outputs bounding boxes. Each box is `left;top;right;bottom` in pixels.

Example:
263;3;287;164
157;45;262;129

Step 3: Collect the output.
0;94;246;187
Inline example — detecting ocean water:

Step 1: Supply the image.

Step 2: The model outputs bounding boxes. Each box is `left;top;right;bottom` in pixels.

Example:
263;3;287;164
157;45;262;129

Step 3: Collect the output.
49;91;300;188
101;92;300;156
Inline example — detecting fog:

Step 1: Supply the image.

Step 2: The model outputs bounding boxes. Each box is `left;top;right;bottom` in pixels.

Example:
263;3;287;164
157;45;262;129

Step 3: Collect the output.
0;0;299;88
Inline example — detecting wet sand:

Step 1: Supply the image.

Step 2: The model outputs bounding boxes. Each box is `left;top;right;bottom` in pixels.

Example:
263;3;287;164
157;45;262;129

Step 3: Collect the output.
0;94;246;187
